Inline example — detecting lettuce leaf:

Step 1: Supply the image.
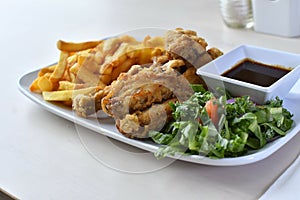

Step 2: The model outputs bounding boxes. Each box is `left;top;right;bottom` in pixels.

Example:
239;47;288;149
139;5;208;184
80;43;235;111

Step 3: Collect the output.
149;90;294;159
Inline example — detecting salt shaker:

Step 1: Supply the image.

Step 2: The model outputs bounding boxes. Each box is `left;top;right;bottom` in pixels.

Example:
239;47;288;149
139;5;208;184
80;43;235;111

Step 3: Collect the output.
219;0;254;29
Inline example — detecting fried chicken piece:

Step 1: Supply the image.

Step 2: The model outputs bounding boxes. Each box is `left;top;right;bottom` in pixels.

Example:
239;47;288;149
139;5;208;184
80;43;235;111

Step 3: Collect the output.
103;30;224;138
102;61;194;138
103;83;173;119
156;28;223;87
73;86;110;117
173;28;208;49
72;28;223;127
164;28;213;68
117;98;177;138
207;47;224;60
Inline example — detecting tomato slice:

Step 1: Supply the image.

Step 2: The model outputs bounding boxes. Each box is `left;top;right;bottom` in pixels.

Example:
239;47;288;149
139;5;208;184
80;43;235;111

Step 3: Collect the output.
205;98;219;127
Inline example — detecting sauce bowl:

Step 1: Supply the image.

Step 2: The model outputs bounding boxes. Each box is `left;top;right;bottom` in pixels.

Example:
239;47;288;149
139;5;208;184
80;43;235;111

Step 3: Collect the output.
197;44;300;104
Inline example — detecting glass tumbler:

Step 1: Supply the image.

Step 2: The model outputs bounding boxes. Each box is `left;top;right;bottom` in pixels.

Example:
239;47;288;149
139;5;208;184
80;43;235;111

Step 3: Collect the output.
219;0;254;29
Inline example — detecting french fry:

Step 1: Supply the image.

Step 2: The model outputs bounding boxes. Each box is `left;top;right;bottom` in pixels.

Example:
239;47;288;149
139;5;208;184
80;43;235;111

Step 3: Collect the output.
143;36;165;48
57;40;102;52
138;48;156;64
81;55;100;73
76;66;101;86
110;53;128;67
102;37;122;55
38;64;56;77
99;63;113;75
111;58;136;80
94;51;104;64
126;47;141;59
69;72;76;83
69;63;80;74
77;51;90;65
42;87;98;101
58;81;86;90
99;74;111;85
62;68;72;82
50;51;69;82
29;78;40;92
67;53;78;65
38;76;53;91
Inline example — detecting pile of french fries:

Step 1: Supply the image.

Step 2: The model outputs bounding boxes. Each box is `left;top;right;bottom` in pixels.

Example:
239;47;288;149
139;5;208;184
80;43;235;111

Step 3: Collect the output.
30;35;165;106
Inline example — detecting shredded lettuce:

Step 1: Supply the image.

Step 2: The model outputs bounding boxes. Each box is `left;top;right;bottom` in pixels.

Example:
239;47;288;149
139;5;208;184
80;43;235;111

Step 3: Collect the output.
149;89;294;159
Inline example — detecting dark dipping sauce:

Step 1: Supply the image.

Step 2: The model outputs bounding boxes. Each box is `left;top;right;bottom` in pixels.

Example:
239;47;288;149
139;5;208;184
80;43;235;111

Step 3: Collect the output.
221;58;292;87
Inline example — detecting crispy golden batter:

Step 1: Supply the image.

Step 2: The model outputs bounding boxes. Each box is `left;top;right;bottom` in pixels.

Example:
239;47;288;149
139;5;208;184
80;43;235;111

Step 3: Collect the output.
102;62;194;138
116;98;177;138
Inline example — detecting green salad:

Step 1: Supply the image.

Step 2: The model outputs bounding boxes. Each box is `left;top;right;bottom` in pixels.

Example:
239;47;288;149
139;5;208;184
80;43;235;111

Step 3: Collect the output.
149;85;294;159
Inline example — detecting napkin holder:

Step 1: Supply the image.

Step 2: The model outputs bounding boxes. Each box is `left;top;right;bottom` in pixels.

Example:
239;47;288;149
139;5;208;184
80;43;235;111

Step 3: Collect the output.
252;0;300;37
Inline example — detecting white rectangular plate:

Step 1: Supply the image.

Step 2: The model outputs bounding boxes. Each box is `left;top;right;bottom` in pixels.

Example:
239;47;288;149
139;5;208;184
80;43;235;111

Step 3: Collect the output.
18;69;300;166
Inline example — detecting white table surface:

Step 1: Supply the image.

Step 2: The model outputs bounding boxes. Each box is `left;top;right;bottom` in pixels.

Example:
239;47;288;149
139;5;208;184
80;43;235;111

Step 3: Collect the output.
1;0;300;199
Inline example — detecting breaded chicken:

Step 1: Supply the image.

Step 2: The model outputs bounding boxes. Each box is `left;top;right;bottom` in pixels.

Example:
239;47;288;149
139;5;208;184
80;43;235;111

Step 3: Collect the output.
72;28;223;138
102;62;194;138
